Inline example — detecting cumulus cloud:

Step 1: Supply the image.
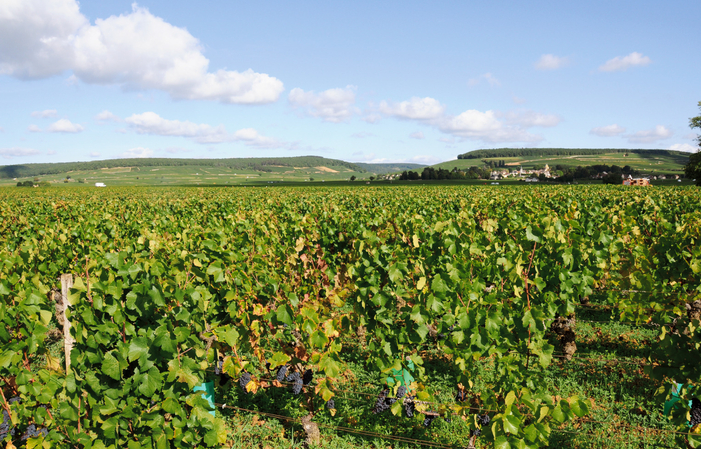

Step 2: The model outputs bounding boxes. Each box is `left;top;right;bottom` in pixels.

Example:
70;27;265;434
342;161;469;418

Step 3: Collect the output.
379;97;446;121
534;54;569;70
48;118;84;133
288;86;358;122
590;124;626;137
599;52;651;72
0;147;41;158
120;147;153;158
27;124;42;133
31;109;58;118
409;131;424;139
468;73;501;87
668;143;698;153
232;128;284;149
95;110;121;122
0;1;284;104
125;112;230;143
378;96;557;144
125;111;285;148
627;125;672;143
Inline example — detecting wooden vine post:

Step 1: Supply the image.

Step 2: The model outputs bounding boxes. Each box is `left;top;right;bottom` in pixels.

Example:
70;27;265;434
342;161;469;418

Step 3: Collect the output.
60;273;74;371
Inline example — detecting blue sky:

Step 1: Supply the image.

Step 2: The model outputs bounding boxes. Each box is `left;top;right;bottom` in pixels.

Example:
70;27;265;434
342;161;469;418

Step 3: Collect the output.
1;0;699;165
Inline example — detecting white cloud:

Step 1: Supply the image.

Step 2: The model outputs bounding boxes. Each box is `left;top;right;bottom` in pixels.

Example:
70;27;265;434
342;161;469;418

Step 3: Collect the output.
439;110;540;142
27;124;42;133
0;1;284;104
409;131;424;139
378;96;557;144
379;97;446;121
95;110;121;122
668;143;698;153
439;137;455;144
89;152;101;158
590;124;626;137
288;86;358;123
468;73;501;87
232;128;283;149
46;150;57;155
120;147;153;158
351;132;374;138
31;109;58;118
0;147;41;158
408;155;441;164
599;52;651;72
125;112;229;143
627;125;672;143
48;118;84;133
535;54;569;70
512;96;527;105
125;111;285;148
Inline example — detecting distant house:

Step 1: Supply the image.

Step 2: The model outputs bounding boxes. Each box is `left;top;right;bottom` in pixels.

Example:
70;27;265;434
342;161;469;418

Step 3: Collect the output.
95;182;106;187
622;176;650;186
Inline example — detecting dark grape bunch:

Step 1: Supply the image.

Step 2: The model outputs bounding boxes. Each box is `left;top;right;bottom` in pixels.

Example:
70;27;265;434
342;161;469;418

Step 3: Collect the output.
239;371;251;394
397;385;407;399
690;398;701;428
302;369;313;385
1;397;20;440
326;399;335;410
470;428;481;437
215;358;231;385
276;365;288;382
423;413;437;428
477;414;490;426
404;396;415;418
21;424;48;441
373;389;391;414
285;372;303;395
455;389;467;403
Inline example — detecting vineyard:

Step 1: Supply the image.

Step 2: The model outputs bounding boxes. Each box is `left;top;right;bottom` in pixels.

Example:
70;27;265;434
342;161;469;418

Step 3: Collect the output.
1;185;700;448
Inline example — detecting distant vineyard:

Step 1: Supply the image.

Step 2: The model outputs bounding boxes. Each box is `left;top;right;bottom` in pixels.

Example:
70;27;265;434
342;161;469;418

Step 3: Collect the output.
457;148;690;160
1;185;700;448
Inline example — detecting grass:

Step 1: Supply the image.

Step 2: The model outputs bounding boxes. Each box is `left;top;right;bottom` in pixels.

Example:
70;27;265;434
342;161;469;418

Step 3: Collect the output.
216;300;684;448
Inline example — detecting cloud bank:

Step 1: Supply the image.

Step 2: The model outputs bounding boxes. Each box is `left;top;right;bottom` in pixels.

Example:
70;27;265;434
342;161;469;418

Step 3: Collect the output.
0;1;284;104
125;112;284;149
534;54;569;70
289;86;358;122
378;96;560;144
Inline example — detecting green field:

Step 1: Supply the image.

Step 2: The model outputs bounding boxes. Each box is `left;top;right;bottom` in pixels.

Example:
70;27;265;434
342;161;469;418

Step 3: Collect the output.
2;185;701;448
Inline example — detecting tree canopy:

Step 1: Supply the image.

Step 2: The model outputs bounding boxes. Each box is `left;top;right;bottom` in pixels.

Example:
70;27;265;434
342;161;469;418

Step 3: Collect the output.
685;101;701;186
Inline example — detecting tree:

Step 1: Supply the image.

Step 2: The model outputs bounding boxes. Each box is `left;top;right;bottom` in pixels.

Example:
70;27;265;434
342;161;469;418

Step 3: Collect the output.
685;101;701;186
350;176;356;181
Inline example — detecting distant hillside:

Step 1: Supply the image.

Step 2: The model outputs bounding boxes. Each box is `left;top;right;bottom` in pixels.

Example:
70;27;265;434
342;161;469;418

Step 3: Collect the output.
354;162;426;174
458;148;690;162
0;156;365;179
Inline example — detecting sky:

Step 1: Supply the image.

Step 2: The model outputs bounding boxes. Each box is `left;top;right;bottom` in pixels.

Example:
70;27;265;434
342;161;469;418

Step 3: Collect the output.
1;0;700;166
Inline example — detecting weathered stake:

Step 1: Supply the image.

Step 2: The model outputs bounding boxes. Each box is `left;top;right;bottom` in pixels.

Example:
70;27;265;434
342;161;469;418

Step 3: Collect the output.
60;274;74;372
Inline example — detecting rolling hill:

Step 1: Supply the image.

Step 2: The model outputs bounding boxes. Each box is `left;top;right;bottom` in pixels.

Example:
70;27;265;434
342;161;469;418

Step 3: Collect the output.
432;148;691;174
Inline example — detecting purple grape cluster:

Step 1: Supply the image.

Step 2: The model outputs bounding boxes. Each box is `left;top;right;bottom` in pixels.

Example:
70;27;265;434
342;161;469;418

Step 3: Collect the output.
691;398;701;427
276;365;288;382
397;385;407;398
423;413;437;427
478;413;490;427
239;371;251;394
373;389;391;414
455;389;467;403
302;369;313;385
285;371;303;395
470;428;481;437
404;396;415;418
21;424;48;441
326;399;335;410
